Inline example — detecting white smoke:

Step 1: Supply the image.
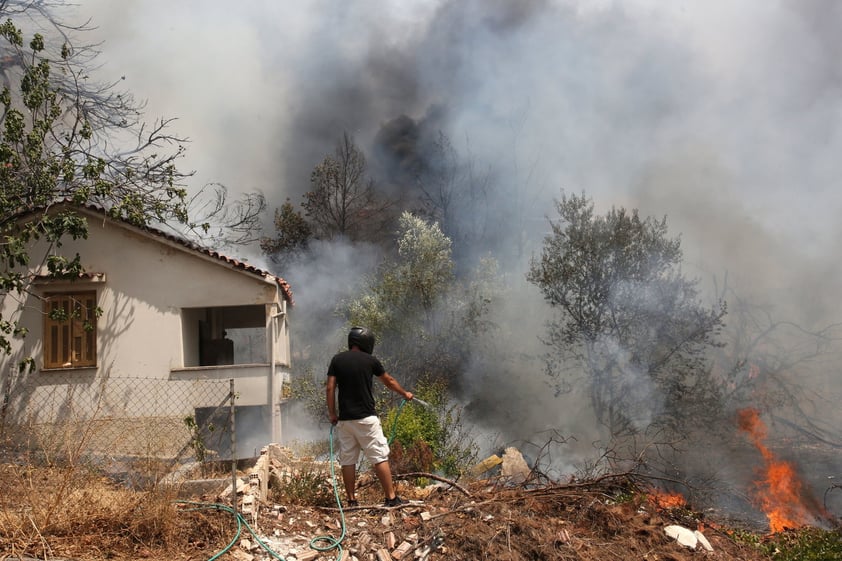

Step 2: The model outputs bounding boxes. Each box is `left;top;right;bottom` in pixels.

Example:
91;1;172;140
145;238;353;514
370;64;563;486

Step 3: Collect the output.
65;0;842;504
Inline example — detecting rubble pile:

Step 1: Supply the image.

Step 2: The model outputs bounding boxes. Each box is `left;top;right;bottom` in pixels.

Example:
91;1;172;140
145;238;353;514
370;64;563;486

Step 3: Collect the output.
202;445;770;561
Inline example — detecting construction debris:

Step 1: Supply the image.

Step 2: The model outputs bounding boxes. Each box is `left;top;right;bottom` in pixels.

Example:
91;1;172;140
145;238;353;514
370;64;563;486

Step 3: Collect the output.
173;446;762;560
219;477;249;499
663;524;715;552
501;447;531;484
470;453;502;476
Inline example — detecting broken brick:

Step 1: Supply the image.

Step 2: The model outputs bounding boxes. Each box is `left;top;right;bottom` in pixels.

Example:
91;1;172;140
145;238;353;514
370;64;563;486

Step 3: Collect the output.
294;549;320;561
391;540;412;560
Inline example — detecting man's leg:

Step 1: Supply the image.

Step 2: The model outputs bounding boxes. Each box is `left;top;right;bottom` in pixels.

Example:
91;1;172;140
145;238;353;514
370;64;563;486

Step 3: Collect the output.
335;422;360;504
357;417;403;504
341;464;357;502
373;460;396;500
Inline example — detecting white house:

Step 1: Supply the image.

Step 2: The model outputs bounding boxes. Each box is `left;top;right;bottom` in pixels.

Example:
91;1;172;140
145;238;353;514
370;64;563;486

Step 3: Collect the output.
0;204;294;460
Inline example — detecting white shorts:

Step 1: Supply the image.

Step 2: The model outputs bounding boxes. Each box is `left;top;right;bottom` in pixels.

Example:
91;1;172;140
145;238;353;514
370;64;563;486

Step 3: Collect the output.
336;415;390;466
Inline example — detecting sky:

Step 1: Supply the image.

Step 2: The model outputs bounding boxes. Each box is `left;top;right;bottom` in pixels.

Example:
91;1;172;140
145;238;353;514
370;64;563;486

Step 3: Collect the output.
59;0;842;503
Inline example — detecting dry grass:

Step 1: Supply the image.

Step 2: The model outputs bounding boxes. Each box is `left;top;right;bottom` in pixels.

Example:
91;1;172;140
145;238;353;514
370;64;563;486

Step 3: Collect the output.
0;463;230;560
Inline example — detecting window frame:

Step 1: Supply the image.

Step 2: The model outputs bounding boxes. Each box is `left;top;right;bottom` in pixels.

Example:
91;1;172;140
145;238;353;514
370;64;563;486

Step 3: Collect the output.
42;290;98;369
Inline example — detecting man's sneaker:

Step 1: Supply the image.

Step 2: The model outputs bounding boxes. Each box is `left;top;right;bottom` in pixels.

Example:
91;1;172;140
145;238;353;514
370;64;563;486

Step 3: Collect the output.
384;496;406;507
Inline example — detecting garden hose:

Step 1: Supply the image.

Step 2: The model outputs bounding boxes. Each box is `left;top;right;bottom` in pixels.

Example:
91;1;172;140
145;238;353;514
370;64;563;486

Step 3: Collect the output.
181;397;423;561
314;396;421;558
176;500;286;561
308;423;347;561
313;397;417;558
387;398;408;445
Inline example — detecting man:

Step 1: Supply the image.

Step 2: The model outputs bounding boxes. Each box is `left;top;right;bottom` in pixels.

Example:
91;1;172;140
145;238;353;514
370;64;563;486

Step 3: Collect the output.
326;326;413;507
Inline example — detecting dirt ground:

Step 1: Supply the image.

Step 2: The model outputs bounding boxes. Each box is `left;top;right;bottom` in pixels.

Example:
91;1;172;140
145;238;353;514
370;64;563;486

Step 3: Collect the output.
160;476;776;560
276;476;774;561
0;468;814;561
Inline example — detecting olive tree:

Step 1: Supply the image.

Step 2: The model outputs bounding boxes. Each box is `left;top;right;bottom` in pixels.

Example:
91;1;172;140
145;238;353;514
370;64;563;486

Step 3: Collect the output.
0;4;192;360
344;211;498;388
527;192;726;439
337;212;494;473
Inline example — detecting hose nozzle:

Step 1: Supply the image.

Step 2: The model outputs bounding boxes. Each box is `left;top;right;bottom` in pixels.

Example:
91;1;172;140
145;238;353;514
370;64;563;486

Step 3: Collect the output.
411;397;432;409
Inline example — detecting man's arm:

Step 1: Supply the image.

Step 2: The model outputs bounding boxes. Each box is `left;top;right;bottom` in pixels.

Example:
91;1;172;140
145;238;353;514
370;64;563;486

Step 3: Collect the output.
326;375;338;424
379;372;414;401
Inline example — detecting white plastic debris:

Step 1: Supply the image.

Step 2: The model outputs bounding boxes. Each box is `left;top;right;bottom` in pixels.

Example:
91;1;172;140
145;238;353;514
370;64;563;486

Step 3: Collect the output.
695;529;714;551
664;525;698;549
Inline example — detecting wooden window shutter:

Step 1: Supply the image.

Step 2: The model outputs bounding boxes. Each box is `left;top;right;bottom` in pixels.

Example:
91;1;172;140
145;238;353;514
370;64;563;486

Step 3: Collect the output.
43;291;97;369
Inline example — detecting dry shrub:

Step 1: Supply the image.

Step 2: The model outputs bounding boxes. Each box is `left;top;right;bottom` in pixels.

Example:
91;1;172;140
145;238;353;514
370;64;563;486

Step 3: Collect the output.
268;461;335;507
578;500;632;538
390;439;435;473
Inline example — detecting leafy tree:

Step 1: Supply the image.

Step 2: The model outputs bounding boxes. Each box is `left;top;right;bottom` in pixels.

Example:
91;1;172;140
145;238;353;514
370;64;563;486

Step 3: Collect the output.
344;211;498;388
302;131;391;242
0;5;192;358
527;192;726;439
260;198;312;265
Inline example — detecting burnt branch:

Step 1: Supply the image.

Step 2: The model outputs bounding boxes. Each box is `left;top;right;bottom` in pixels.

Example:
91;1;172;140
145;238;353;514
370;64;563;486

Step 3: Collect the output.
394;472;472;497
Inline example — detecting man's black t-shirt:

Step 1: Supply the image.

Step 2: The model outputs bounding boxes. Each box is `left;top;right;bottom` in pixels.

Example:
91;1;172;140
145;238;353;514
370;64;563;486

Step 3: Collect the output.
327;350;386;420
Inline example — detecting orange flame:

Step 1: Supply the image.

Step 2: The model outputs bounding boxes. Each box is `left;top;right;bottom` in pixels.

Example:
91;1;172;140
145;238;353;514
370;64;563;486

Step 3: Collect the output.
648;489;686;509
737;408;813;533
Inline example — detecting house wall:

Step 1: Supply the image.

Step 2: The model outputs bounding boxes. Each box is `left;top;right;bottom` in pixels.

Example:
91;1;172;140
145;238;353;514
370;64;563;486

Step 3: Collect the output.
0;211;293;455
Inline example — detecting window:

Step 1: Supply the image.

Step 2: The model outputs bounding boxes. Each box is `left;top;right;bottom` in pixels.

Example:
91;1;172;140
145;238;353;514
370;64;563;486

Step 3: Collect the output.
43;291;98;369
181;305;267;367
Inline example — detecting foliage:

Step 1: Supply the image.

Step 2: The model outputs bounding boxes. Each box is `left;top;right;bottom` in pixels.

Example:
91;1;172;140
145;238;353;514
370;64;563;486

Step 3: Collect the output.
384;382;445;454
260;197;312;265
731;527;842;561
183;415;215;464
290;364;479;477
382;377;479;477
382;210;455;315
344;211;499;389
288;365;326;422
527;192;726;439
771;528;842;560
302;131;390;242
0;5;192;359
